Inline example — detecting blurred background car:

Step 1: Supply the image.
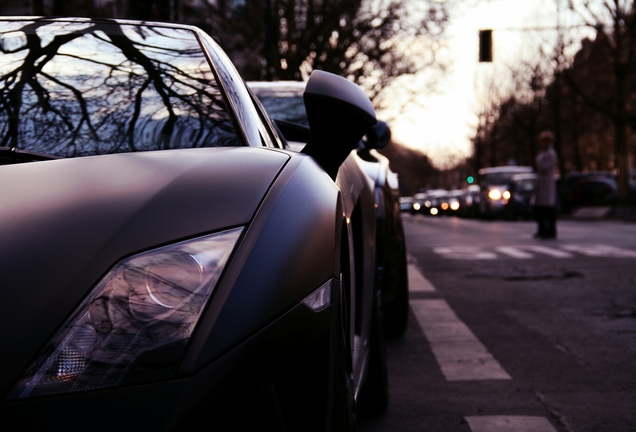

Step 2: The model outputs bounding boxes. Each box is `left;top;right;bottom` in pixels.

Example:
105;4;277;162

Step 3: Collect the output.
249;80;409;339
504;172;538;220
424;189;451;216
444;189;464;216
400;196;414;212
560;171;618;212
410;191;429;214
458;184;481;218
478;166;534;219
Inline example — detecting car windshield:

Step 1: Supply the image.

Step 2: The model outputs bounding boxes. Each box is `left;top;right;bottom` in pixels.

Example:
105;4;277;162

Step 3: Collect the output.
515;179;536;192
490;173;517;185
0;20;241;158
249;84;308;127
483;171;528;186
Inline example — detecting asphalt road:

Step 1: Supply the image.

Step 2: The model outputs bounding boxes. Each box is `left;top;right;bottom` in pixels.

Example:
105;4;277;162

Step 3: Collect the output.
359;213;636;432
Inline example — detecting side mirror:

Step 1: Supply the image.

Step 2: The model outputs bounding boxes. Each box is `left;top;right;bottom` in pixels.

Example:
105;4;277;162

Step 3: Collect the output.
301;70;377;179
364;120;391;150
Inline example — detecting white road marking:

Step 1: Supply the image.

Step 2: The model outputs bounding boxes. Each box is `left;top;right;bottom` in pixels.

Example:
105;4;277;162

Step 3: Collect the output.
409;256;557;430
465;415;558;432
410;299;511;381
525;245;572;258
496;246;534;259
433;244;635;259
408;263;436;292
562;244;636;258
433;246;497;260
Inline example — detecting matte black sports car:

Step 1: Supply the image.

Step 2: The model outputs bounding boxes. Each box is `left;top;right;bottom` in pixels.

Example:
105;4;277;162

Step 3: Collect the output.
249;81;409;337
0;17;387;431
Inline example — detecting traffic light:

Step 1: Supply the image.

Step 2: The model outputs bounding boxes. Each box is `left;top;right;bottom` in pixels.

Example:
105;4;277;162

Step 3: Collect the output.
467;175;475;184
479;30;492;62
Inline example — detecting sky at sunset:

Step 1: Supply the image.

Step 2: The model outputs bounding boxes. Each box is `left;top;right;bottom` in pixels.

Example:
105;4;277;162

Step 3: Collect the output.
381;0;571;168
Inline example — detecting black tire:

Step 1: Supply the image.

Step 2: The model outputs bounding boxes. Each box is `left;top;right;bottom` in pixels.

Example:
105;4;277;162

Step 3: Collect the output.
382;250;409;338
357;290;389;416
329;279;357;432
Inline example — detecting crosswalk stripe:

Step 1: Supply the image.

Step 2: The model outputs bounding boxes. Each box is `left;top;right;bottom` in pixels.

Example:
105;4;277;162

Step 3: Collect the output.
465;415;558;432
431;243;636;259
409;256;557;430
563;244;636;258
525;245;572;258
410;299;511;381
496;246;534;259
408;263;436;292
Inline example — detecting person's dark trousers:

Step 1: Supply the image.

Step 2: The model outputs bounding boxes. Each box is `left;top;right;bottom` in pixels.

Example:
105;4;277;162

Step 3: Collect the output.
534;205;557;239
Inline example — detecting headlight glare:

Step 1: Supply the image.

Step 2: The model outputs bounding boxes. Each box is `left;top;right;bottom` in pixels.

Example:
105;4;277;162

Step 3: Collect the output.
9;227;243;399
488;189;502;200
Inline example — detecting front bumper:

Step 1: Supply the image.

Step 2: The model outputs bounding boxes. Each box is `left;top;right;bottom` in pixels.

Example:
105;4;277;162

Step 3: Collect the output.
0;290;334;431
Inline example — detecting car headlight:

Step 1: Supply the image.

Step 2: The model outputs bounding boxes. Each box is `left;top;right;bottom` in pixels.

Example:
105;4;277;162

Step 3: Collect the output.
488;189;502;200
8;227;243;399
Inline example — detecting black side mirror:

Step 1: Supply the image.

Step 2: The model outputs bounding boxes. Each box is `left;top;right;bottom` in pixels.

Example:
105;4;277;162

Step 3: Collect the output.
364;120;391;150
301;70;377;179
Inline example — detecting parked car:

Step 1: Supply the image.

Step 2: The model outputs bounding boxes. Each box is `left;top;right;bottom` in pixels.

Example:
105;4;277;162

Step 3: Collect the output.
477;166;534;219
572;175;618;206
560;171;618;212
0;17;385;431
249;80;409;338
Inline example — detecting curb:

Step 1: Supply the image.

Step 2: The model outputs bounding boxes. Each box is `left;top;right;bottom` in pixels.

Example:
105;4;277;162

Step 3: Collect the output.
566;206;636;222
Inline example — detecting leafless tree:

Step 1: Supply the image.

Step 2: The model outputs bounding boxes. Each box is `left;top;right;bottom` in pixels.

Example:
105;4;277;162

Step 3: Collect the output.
564;0;636;201
199;0;453;102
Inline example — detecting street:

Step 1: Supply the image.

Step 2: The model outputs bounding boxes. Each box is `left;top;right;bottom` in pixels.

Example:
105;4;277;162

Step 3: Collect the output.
359;214;636;432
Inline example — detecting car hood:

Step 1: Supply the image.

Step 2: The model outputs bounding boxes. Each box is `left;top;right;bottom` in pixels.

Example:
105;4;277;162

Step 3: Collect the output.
0;147;288;395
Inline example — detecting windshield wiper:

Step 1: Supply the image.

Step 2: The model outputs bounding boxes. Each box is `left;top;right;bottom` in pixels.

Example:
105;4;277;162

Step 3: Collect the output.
0;147;62;165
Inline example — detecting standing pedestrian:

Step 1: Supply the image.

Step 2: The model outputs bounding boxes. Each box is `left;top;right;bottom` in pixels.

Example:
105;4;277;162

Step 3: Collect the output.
533;130;558;239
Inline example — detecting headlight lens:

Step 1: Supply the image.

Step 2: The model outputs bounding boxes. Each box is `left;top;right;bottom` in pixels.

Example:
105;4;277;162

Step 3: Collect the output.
302;280;332;312
488;189;502;200
9;227;243;399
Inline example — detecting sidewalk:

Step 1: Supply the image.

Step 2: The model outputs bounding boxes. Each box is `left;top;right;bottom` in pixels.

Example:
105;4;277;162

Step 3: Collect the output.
567;205;636;222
